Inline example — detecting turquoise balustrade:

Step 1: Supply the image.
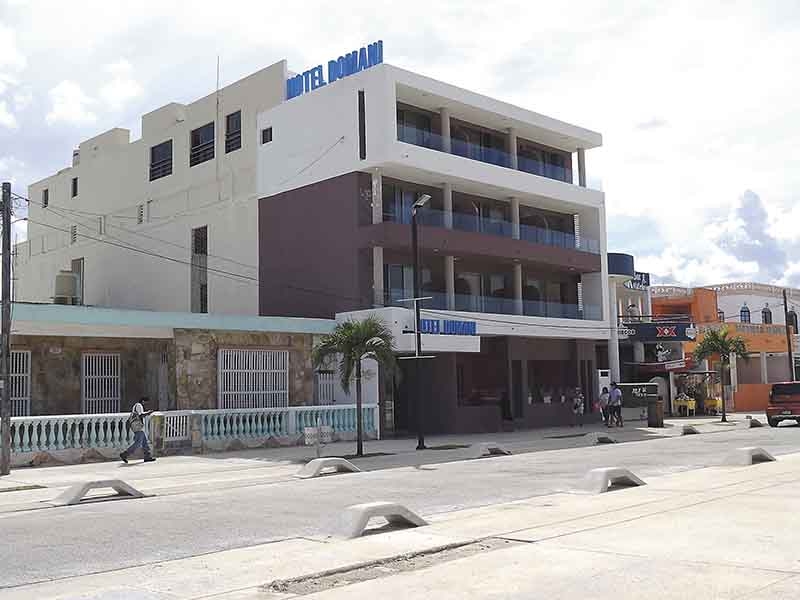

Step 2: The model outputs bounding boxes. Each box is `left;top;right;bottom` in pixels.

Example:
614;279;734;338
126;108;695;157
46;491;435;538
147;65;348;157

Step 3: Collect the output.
10;413;138;453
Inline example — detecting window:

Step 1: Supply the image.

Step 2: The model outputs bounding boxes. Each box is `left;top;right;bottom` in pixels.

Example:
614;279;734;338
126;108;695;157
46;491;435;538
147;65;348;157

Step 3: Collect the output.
717;309;725;322
98;216;106;236
225;110;242;153
191;226;208;314
149;139;173;181
69;225;77;244
788;310;798;334
71;177;78;198
217;349;289;409
261;127;273;145
82;352;121;413
137;204;144;224
740;304;751;323
42;188;49;208
71;257;84;305
10;350;31;417
358;90;366;160
189;122;215;166
762;306;773;325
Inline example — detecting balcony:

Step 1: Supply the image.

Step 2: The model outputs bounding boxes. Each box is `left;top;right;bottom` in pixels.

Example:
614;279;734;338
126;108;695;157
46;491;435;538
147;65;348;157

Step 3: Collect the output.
383;289;600;321
384;206;600;255
397;121;574;185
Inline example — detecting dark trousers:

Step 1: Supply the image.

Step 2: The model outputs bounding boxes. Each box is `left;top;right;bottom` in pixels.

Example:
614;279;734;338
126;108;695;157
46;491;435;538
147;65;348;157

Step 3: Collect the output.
125;430;151;456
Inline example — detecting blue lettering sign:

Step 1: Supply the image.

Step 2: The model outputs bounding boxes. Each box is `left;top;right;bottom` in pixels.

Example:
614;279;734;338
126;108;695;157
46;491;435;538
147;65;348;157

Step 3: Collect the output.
288;40;384;100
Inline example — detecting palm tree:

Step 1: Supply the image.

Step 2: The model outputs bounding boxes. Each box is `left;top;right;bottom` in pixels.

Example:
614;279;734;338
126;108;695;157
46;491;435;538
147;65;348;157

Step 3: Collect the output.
312;317;398;457
692;326;748;422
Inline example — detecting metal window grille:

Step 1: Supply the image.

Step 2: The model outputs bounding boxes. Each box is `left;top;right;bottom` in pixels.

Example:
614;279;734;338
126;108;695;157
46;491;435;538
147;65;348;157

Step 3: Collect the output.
217;349;288;409
10;350;31;416
82;352;121;413
315;370;336;405
69;225;77;244
137;204;144;224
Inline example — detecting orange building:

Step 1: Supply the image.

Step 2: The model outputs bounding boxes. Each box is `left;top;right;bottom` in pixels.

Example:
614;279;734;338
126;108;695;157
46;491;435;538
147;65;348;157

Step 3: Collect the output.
651;285;794;413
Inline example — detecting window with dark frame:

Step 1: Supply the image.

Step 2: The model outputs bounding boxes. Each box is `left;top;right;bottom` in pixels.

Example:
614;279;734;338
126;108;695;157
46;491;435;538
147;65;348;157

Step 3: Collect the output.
261;127;273;144
71;177;78;198
762;306;773;325
225;110;242;153
189;122;215;166
740;304;751;323
149;139;173;181
42;188;49;208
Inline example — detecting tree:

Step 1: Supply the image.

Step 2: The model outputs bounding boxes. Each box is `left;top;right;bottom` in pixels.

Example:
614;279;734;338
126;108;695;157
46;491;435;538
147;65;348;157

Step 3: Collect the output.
692;326;748;422
312;317;398;457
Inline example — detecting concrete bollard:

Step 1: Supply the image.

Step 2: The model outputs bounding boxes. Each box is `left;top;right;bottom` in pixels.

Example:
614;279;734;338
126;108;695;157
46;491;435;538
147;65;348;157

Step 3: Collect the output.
681;425;700;435
338;501;428;538
49;479;146;506
725;447;776;466
475;442;512;458
295;457;362;479
583;467;646;494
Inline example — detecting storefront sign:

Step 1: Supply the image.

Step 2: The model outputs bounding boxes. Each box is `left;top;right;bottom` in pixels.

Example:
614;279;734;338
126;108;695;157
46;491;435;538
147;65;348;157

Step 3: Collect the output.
618;383;659;406
420;319;477;336
624;271;651;291
286;40;384;100
620;322;697;341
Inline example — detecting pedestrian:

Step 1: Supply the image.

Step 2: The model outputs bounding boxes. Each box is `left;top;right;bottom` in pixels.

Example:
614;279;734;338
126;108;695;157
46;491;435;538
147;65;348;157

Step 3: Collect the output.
599;386;610;426
610;383;624;427
572;387;585;427
120;396;156;464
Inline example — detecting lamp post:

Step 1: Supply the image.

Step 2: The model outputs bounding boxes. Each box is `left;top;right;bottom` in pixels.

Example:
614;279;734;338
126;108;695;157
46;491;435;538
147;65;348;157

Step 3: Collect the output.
411;193;430;450
783;289;795;380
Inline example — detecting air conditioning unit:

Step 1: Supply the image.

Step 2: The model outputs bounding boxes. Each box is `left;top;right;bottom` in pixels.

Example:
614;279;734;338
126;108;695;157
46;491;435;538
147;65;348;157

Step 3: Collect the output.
53;270;79;305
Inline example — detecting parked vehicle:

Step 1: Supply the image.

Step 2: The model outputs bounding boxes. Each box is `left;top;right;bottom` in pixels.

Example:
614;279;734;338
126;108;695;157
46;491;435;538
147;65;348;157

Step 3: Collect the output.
766;382;800;427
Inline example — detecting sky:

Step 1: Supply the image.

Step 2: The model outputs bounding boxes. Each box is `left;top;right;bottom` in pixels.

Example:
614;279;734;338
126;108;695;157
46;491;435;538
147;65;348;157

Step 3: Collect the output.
0;0;797;287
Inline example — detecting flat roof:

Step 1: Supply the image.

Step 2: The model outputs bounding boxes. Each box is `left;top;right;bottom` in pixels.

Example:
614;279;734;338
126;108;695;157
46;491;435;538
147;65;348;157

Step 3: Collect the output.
11;303;335;336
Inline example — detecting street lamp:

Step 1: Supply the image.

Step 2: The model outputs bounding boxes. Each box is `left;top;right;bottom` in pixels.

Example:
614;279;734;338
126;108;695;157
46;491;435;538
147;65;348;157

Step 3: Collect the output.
411;194;430;450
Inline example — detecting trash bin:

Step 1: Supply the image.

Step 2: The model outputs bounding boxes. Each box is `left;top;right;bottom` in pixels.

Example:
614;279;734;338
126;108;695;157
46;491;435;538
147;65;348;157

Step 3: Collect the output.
648;400;664;428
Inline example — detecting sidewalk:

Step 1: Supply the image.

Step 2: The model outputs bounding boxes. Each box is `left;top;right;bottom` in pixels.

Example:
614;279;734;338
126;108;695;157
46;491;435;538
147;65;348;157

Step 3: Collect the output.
4;439;798;599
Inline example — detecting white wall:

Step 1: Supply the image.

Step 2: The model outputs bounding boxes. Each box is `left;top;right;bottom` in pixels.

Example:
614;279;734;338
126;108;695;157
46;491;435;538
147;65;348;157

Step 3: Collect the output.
15;61;287;315
717;293;791;324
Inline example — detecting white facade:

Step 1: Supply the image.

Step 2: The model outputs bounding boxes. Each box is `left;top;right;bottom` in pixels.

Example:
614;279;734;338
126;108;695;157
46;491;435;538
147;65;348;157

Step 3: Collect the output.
708;282;800;326
14;61;288;314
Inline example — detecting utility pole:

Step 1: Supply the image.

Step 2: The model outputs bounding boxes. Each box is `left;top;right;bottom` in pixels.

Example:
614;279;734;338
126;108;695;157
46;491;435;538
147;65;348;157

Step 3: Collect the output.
1;182;11;476
411;201;426;450
783;289;795;381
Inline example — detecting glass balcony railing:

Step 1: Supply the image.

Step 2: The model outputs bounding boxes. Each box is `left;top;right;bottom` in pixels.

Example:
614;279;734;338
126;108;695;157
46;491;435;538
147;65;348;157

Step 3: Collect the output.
397;125;444;151
517;155;572;183
383;289;601;320
451;139;511;168
397;121;576;185
382;207;600;255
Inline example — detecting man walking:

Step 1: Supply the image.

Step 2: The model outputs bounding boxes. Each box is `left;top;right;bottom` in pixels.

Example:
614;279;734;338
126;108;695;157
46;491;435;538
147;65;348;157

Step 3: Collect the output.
609;383;624;427
120;396;156;463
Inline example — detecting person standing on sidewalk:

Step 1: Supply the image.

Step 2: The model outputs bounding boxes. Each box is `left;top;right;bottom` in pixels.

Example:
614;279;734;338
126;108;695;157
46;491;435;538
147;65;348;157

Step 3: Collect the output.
598;386;610;426
120;396;156;464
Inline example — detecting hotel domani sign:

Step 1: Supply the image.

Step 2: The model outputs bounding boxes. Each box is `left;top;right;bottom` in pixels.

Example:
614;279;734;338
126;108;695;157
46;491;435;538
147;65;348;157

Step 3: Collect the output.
286;40;384;100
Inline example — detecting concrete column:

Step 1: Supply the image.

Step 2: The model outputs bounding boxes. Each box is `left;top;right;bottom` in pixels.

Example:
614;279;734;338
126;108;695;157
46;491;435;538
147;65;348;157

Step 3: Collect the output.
443;182;453;229
371;169;382;224
440;107;451;153
513;263;523;315
577;148;586;187
510;197;520;240
633;342;645;364
373;246;384;306
760;352;768;384
445;256;455;310
668;371;677;415
608;279;621;383
643;288;653;321
508;128;518;170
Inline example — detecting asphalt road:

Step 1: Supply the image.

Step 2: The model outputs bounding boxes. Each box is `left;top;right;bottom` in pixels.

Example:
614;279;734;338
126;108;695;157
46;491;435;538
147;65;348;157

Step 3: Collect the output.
2;425;800;589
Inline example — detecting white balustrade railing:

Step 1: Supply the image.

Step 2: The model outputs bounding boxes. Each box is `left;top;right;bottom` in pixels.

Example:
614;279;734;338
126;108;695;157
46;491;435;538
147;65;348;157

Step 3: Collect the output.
9;404;380;455
10;412;138;454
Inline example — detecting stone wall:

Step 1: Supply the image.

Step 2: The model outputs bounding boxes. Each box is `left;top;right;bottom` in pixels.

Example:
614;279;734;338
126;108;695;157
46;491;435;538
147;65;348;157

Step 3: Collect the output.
10;335;174;415
173;329;315;410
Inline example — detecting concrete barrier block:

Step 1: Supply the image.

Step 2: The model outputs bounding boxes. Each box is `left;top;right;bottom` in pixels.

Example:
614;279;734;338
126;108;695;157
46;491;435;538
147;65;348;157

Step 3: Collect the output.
725;447;776;466
295;457;362;479
593;433;617;444
681;425;700;435
476;442;512;458
745;417;763;428
583;467;646;494
338;501;428;539
49;479;146;506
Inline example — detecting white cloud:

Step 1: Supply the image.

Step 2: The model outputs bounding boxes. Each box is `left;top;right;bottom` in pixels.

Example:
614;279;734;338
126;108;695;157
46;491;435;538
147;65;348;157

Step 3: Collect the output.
0;102;17;129
0;25;26;73
13;89;32;112
45;80;96;125
100;59;142;111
